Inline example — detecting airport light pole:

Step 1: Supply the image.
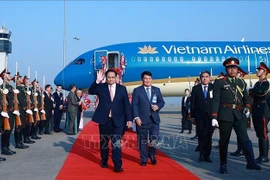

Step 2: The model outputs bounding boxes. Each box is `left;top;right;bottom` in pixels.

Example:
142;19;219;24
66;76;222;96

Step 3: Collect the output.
63;0;67;98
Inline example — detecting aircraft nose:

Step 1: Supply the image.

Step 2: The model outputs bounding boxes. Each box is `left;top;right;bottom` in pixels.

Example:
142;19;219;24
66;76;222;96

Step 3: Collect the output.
54;70;65;87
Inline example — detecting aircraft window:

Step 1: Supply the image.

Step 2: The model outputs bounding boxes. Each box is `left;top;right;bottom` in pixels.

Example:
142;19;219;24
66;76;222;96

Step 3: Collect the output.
198;56;202;62
210;56;214;62
168;56;172;62
108;53;119;68
216;56;220;61
131;57;135;62
150;57;153;62
156;57;159;62
144;57;147;62
74;58;85;65
239;56;243;61
137;57;141;62
192;56;196;62
221;56;226;62
204;56;208;62
162;57;166;62
180;56;184;62
174;56;178;62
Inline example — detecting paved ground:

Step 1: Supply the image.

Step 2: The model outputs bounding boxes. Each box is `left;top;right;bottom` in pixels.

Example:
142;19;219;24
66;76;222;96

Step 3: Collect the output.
0;104;269;180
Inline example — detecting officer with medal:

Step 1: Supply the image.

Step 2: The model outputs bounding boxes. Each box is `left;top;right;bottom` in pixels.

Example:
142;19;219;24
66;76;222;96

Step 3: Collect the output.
252;62;270;164
0;69;16;155
212;58;261;174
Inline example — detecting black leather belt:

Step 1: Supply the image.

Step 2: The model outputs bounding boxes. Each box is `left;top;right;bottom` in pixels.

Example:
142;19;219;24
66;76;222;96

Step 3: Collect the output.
221;103;243;111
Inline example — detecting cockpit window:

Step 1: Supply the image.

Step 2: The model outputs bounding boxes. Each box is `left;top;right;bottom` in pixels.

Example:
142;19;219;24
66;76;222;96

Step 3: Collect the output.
74;58;85;65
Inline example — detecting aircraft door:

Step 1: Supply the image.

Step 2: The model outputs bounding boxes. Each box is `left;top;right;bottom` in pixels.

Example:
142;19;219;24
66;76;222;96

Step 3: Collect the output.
107;51;120;69
94;50;107;70
254;52;269;68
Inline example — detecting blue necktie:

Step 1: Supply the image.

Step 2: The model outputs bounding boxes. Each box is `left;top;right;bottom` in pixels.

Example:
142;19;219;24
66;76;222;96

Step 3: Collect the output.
146;88;151;100
204;86;207;99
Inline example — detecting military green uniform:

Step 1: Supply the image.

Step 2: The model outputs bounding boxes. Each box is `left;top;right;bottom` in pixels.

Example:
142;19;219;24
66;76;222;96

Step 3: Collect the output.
0;83;16;155
252;78;270;163
0;91;7;161
30;87;42;139
212;57;260;174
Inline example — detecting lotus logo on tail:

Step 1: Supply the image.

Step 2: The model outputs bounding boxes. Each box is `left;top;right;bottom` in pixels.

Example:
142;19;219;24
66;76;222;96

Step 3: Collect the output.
138;45;158;54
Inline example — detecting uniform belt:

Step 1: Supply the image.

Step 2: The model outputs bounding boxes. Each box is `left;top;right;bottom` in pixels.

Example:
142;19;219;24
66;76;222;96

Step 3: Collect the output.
253;100;266;104
221;103;243;110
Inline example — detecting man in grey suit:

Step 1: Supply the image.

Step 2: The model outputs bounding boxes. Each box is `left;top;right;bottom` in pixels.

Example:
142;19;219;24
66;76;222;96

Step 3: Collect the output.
67;84;82;135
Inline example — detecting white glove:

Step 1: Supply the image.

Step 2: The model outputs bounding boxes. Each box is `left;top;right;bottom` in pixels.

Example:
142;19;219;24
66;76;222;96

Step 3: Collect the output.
41;109;46;114
212;119;219;127
3;88;9;94
34;92;38;96
13;89;20;94
34;108;38;112
42;94;45;98
13;110;20;116
26;109;33;115
1;111;9;118
27;91;31;96
243;108;250;118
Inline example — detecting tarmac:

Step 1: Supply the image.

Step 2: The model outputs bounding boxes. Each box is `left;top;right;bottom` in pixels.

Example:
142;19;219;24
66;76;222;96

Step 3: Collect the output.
0;104;269;180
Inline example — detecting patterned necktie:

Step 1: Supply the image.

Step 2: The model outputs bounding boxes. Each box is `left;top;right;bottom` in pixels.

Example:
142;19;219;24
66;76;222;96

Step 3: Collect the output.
203;86;207;99
146;88;151;100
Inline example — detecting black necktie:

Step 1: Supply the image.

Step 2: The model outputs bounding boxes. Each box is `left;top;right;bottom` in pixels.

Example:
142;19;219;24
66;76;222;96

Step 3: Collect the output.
231;78;235;86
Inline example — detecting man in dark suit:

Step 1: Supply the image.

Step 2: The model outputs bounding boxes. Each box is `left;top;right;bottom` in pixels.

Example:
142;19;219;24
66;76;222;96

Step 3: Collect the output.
132;71;165;166
53;85;63;132
88;69;132;172
190;70;214;162
67;84;81;135
180;89;191;134
43;84;54;134
212;58;261;174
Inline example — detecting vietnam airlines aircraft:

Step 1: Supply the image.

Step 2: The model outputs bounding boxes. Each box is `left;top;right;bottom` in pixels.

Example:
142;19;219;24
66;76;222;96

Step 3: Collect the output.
54;42;270;96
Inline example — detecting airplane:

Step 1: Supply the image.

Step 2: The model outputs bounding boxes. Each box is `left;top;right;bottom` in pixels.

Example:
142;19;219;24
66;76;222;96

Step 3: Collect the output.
54;41;270;96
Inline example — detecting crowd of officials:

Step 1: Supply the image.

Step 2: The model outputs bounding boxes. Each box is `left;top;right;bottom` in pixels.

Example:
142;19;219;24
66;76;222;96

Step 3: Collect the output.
182;58;269;174
0;70;84;162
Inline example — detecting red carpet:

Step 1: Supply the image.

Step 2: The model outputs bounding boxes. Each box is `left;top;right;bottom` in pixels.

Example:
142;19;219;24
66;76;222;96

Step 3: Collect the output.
57;121;200;180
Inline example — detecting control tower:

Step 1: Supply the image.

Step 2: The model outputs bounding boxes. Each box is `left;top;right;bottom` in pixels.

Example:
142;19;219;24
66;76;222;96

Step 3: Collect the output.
0;25;12;84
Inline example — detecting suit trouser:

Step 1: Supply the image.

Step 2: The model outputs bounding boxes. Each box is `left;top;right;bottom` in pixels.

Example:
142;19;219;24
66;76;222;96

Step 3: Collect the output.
54;110;63;130
137;121;159;163
219;115;256;165
77;111;82;129
68;111;77;133
253;117;269;158
44;113;53;133
99;118;123;168
1;112;15;150
182;112;192;131
197;115;214;158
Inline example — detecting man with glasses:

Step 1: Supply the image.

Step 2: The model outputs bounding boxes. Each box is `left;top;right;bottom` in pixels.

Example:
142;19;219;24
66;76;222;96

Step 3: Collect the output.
211;58;261;174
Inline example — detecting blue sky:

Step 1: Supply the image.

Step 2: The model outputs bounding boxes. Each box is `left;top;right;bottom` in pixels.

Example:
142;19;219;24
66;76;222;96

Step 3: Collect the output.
1;0;270;93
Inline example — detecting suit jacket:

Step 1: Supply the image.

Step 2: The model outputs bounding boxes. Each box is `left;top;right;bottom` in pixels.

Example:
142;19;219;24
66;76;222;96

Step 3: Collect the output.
53;91;63;111
44;91;54;117
67;91;79;113
190;84;213;121
181;96;190;114
88;82;132;127
212;75;250;121
132;85;165;125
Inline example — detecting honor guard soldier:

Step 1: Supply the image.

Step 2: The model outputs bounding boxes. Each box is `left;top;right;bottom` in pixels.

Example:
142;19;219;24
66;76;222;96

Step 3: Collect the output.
0;88;7;161
0;69;16;155
22;76;35;144
15;74;29;149
212;58;261;174
30;79;41;140
252;62;270;164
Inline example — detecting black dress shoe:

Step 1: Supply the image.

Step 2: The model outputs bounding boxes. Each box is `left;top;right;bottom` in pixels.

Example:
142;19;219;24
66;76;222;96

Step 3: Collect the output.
140;162;147;166
190;135;198;140
20;143;29;148
24;139;35;144
246;163;261;170
180;130;184;133
31;136;41;140
9;149;16;154
256;156;270;164
230;150;244;156
220;164;228;174
148;155;157;165
44;132;52;135
198;155;204;163
204;157;213;163
15;144;27;149
38;132;43;135
114;167;123;172
1;148;13;155
0;157;6;161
